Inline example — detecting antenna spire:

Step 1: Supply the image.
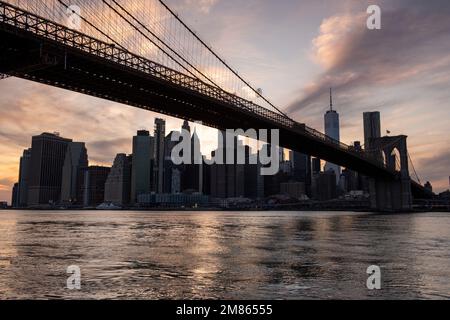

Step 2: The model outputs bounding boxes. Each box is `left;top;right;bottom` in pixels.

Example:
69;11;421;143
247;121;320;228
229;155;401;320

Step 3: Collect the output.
329;88;333;111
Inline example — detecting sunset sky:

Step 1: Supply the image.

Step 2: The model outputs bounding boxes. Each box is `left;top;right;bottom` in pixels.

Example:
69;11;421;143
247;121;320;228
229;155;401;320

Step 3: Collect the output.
1;0;450;202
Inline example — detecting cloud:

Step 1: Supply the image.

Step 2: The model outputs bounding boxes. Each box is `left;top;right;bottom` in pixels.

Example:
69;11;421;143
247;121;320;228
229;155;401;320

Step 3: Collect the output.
282;0;450;192
88;138;131;164
0;177;15;189
185;0;218;14
287;1;450;114
417;150;450;189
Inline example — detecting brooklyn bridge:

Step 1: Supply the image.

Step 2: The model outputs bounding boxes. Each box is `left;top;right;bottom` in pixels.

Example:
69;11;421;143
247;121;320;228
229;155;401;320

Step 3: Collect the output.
0;0;432;211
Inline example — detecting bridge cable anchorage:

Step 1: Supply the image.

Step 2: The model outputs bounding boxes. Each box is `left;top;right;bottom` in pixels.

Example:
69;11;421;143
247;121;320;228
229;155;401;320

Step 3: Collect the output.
157;0;292;120
103;0;220;88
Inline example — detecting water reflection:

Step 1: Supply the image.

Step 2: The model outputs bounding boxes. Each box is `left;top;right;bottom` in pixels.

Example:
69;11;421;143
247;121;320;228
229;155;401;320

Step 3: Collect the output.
0;211;448;299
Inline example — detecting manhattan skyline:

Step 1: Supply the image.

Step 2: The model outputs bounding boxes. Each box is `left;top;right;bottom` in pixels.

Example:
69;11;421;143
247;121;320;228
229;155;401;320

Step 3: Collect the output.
1;0;450;202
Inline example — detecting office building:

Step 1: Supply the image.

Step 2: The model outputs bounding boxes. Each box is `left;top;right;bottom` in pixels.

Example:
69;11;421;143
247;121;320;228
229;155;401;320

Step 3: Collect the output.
11;183;19;208
280;182;306;199
17;148;32;207
60;142;88;205
83;166;110;207
290;151;312;195
130;130;154;204
163;130;179;194
243;146;259;199
312;170;337;201
104;154;132;206
202;157;211;196
181;128;203;193
324;89;341;183
153;118;166;193
210;131;245;198
27;133;72;206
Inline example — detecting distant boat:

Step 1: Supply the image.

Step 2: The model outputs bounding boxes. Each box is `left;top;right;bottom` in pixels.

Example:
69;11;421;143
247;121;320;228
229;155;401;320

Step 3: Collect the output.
96;203;122;210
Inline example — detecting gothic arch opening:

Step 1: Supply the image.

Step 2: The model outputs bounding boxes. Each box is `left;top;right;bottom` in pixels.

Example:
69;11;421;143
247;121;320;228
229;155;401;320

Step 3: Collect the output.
390;147;401;172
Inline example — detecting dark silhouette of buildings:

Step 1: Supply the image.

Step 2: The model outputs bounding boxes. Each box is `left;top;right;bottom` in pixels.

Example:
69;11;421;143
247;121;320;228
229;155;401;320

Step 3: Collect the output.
17;148;32;207
153;118;166;194
104;154;132;206
130;130;154;204
27;133;72;206
13;113;430;209
11;183;19;208
202;157;211;196
264;170;290;197
163;130;180;194
83;166;110;207
61;142;88;205
290;151;312;196
243;145;259;198
312;170;337;201
210;131;246;198
182;129;203;193
280;182;305;199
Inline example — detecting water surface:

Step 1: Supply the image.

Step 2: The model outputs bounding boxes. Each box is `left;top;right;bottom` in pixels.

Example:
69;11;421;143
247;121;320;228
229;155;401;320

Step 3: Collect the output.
0;210;449;299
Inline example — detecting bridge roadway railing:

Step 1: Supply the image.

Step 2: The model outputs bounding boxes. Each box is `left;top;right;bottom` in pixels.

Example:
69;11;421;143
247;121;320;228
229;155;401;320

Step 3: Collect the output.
0;1;388;172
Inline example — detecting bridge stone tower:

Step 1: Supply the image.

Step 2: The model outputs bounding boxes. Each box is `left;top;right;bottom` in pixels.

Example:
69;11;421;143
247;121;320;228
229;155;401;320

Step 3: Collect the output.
368;135;412;212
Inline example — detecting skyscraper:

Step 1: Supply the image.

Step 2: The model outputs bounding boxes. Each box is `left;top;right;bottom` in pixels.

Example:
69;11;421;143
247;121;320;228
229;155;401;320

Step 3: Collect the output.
313;171;337;201
243;145;259;199
11;183;19;208
290;151;312;196
363;111;382;159
153;118;166;194
210;131;245;198
27;133;72;206
60;142;88;205
82;166;110;207
324;88;341;184
104;154;132;206
182;128;203;193
17;148;32;207
130;130;154;204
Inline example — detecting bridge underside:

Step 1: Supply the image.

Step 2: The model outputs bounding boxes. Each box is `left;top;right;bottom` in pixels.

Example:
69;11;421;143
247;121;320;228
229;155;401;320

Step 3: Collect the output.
0;21;428;201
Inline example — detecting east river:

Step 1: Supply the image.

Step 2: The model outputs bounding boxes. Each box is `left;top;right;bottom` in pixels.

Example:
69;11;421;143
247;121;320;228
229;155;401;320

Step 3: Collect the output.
0;210;448;299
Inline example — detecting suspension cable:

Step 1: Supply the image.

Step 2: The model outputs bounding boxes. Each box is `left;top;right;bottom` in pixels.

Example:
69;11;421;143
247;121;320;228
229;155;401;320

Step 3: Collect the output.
157;0;291;119
101;0;212;84
408;151;421;184
56;0;129;51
